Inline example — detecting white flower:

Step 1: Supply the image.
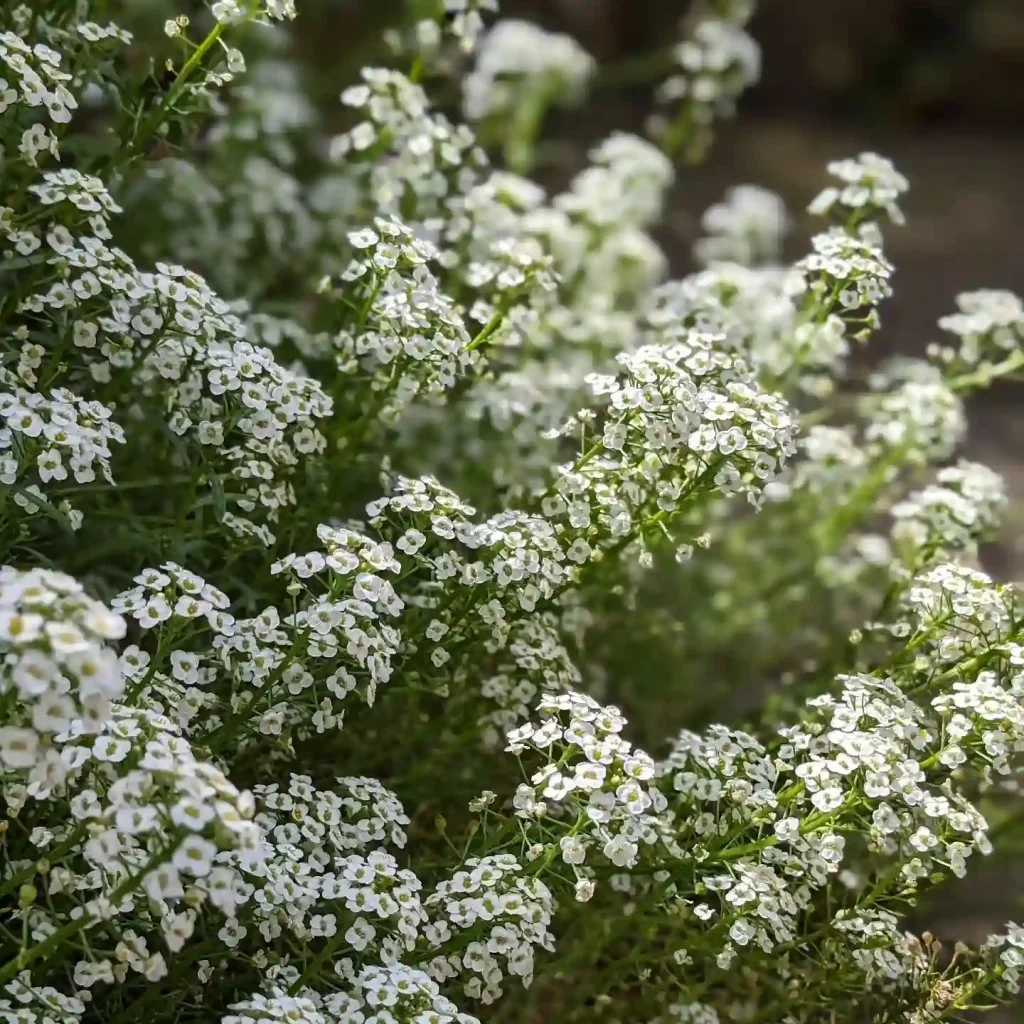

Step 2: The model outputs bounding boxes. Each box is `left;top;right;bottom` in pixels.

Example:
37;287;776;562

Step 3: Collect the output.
173;835;217;877
345;917;377;952
559;835;587;865
0;727;39;768
573;878;595;902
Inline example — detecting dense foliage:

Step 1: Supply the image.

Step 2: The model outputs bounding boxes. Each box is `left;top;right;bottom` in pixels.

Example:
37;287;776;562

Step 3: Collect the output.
3;2;1024;1023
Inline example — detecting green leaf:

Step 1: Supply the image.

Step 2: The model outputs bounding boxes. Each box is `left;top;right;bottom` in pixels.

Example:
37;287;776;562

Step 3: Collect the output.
210;472;226;523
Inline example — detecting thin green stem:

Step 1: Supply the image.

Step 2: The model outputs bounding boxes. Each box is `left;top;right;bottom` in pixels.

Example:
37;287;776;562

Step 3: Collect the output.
465;308;506;353
0;841;179;986
128;22;227;159
949;351;1024;394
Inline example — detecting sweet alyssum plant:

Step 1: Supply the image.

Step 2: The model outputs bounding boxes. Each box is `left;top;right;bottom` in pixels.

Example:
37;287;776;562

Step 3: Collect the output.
3;1;1024;1022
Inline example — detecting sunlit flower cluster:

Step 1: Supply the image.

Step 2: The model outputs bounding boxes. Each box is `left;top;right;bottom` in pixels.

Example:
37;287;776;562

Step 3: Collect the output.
2;3;1023;1024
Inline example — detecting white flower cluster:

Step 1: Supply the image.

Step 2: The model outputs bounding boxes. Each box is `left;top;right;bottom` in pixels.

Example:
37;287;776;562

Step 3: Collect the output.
4;698;262;1001
112;563;234;634
861;371;966;461
937;288;1024;369
109;530;403;749
239;775;423;954
0;975;86;1024
656;0;759;151
644;264;843;391
898;562;1016;668
211;0;297;25
808;151;910;226
135;155;319;298
367;475;575;653
891;460;1006;556
334;219;478;424
790;425;868;495
332;69;485;223
3;3;1024;1024
507;692;670;891
0;567;124;779
437;0;500;53
694;184;789;267
554;334;796;539
660;657;996;964
795;230;894;336
463;20;596;122
475;614;581;747
0;31;76;166
396;130;675;497
557;132;674;233
982;925;1024;995
225;965;479;1024
10;168;332;543
0;384;124;528
424;853;555;1000
260;525;403;720
663;16;759;115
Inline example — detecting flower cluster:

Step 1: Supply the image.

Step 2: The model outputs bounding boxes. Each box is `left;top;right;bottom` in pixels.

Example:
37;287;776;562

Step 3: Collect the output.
463;20;596;123
112;562;234;634
891;460;1006;557
655;1;759;159
552;334;797;543
225;966;480;1024
795;230;894;336
332;218;479;425
239;775;423;954
0;567;124;780
556;132;675;233
694;184;789;267
211;1;297;25
0;31;76;168
11;168;332;546
808;151;910;227
437;0;500;53
644;263;834;389
424;853;555;1000
507;692;671;893
3;3;1024;1024
332;68;485;224
936;288;1024;371
0;384;124;528
861;370;966;461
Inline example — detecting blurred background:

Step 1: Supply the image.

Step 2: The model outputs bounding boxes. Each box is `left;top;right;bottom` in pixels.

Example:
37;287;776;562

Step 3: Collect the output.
316;0;1024;1009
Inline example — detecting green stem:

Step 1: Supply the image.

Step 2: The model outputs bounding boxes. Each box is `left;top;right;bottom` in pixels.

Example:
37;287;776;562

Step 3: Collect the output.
813;445;905;551
708;794;857;863
949;351;1024;394
593;47;676;90
0;842;178;986
0;824;88;901
504;84;550;175
289;930;350;994
465;309;506;353
129;21;227;158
